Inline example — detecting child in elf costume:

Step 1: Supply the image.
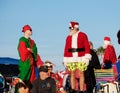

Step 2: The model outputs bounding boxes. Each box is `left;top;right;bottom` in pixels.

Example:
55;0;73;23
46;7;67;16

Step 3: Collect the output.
63;21;91;93
17;25;43;83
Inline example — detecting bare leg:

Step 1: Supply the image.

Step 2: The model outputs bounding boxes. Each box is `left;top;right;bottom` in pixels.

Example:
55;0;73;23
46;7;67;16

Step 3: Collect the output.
79;71;84;91
70;70;75;89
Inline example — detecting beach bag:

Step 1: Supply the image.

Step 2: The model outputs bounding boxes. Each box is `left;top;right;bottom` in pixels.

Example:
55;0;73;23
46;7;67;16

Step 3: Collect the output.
102;81;119;93
94;68;119;93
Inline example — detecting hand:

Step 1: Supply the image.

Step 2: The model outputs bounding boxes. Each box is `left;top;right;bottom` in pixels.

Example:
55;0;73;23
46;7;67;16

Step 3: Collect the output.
82;58;89;66
27;48;33;53
63;62;67;67
101;63;104;69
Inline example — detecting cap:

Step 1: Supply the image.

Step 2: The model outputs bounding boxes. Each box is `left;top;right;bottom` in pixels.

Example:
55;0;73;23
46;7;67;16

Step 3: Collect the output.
45;60;56;67
104;36;111;41
39;66;48;72
69;21;79;30
22;25;32;32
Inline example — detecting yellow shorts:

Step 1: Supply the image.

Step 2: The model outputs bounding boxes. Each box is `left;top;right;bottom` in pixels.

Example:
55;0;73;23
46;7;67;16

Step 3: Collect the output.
67;62;87;71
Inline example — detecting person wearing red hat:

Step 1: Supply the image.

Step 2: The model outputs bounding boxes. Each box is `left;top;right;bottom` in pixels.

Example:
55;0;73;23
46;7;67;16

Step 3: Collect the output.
17;25;43;84
102;36;117;69
63;21;91;93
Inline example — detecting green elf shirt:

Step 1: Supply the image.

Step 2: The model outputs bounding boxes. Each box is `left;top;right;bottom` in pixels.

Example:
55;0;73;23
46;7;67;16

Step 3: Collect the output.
18;36;37;82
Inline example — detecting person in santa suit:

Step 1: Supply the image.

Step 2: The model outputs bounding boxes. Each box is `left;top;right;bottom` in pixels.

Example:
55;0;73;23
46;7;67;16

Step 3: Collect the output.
63;21;91;93
102;36;117;69
17;25;43;84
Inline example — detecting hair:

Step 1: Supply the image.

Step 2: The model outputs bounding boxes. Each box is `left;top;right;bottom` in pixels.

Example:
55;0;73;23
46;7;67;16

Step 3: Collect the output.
14;82;26;93
117;30;120;44
14;80;32;93
89;41;93;49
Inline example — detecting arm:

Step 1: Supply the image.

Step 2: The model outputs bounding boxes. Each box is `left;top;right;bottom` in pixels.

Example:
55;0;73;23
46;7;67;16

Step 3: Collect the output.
36;54;44;68
29;39;38;61
83;33;91;60
18;41;31;62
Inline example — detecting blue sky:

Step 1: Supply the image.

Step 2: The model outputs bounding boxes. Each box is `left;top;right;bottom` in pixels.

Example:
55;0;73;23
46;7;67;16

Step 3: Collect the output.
0;0;120;71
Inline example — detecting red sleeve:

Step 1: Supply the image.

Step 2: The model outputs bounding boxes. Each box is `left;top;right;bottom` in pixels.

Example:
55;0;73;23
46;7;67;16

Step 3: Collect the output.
18;41;30;62
36;54;44;66
103;47;110;62
64;36;72;57
103;45;117;64
83;33;90;54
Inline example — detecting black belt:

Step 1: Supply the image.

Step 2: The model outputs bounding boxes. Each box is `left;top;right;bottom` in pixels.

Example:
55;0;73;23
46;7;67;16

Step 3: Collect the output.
68;48;85;52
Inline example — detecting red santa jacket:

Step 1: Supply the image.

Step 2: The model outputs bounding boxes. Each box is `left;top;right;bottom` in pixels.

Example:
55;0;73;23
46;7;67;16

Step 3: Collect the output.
63;31;91;63
103;45;117;64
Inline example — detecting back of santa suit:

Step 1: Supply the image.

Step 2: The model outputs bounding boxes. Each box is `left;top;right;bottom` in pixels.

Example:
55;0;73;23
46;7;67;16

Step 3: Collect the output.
103;36;117;69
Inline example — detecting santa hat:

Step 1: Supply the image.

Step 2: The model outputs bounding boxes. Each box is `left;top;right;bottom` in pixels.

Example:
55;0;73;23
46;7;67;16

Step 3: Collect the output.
69;21;79;30
22;25;32;32
104;36;111;45
104;36;111;41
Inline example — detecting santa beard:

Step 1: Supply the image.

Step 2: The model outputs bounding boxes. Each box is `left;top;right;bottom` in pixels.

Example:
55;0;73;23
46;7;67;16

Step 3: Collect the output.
69;30;78;36
103;41;111;49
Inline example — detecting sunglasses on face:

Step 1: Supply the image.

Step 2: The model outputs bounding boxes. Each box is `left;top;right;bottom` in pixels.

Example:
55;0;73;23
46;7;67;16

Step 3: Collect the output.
69;27;74;30
69;27;72;29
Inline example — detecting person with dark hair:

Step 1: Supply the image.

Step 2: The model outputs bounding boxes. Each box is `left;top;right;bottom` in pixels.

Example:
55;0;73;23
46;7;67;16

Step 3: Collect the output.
32;66;56;93
63;21;91;93
117;30;120;44
116;30;120;82
85;41;101;93
17;25;43;83
14;80;29;93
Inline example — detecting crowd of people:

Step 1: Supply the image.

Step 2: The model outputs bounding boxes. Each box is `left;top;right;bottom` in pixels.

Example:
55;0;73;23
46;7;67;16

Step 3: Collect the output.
13;21;120;93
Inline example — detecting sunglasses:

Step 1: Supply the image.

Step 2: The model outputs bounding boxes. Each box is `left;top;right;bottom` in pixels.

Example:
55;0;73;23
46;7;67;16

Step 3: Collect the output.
69;27;74;29
47;66;53;68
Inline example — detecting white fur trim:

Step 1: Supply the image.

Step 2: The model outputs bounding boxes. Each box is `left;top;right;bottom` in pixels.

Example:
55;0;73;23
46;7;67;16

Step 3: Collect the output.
69;23;71;27
82;58;89;66
64;56;87;62
63;55;90;66
74;24;79;28
71;32;79;59
84;54;92;60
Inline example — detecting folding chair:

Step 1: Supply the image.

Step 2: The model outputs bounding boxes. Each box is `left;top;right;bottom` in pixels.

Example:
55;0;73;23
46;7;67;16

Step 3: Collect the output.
94;68;119;93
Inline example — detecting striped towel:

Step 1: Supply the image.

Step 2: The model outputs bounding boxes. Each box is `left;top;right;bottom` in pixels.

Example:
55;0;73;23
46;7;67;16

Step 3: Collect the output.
94;69;115;84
